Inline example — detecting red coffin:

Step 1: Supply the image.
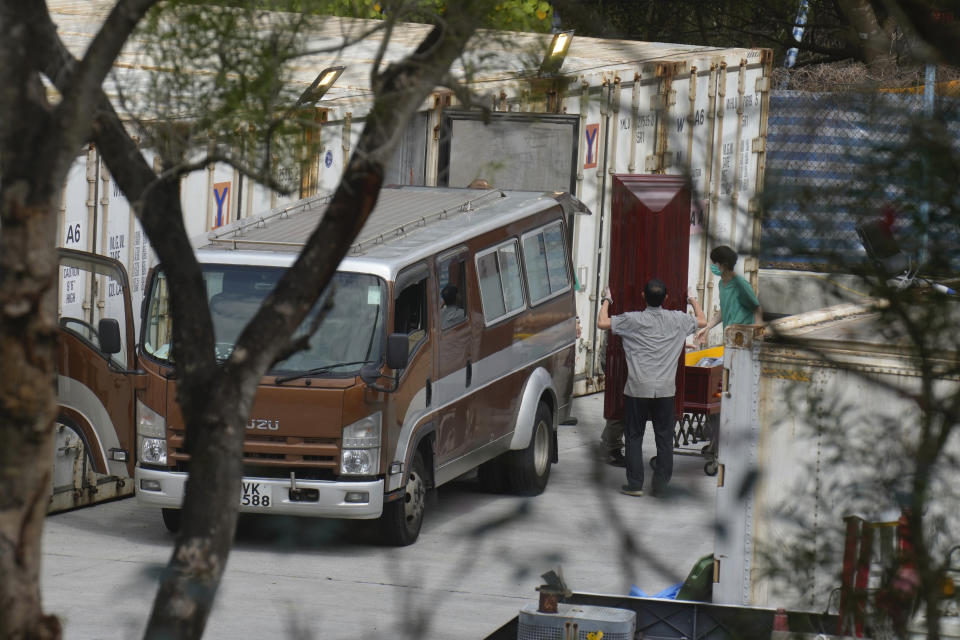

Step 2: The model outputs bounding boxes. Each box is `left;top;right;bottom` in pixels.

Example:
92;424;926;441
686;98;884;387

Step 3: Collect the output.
603;174;691;421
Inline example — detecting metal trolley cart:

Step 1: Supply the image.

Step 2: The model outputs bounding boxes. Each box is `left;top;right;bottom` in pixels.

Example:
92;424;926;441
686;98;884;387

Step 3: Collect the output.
652;346;723;476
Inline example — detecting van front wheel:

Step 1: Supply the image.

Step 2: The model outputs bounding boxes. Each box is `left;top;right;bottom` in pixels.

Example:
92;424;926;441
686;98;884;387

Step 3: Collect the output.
505;402;552;496
381;451;427;546
161;508;181;533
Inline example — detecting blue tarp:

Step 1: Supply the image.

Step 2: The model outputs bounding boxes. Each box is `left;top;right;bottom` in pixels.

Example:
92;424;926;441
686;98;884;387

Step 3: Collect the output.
630;582;682;600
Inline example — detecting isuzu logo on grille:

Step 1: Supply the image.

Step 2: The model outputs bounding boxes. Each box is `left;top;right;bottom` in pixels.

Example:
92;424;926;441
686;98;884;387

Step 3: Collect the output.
247;418;280;431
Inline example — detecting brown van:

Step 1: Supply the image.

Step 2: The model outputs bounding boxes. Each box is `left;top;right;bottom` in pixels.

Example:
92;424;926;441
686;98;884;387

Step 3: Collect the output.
58;186;580;545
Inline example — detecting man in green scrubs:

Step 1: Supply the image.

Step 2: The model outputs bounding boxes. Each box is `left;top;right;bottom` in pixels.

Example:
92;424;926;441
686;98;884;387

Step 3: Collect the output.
695;245;762;344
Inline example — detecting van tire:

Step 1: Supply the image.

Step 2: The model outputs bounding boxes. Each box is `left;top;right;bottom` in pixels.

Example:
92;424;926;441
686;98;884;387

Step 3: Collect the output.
161;508;181;533
381;451;427;546
505;402;552;496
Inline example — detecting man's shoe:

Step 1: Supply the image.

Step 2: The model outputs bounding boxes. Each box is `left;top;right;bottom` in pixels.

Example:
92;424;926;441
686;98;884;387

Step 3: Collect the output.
606;451;626;467
620;485;644;497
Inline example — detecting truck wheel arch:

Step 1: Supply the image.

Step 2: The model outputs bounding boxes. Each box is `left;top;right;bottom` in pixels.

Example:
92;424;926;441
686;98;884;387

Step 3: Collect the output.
508;367;557;452
56;407;109;474
389;421;436;493
409;428;436;491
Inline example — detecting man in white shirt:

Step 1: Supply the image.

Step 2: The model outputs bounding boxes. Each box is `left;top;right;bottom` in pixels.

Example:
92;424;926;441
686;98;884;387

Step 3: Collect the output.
597;278;705;497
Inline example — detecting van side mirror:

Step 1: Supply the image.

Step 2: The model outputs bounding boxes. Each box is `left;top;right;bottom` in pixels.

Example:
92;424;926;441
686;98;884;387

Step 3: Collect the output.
98;318;122;355
386;333;410;370
360;333;409;393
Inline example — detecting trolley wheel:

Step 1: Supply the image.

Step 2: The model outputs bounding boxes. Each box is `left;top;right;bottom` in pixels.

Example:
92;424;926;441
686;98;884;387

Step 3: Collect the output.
704;460;719;476
649;456;658;471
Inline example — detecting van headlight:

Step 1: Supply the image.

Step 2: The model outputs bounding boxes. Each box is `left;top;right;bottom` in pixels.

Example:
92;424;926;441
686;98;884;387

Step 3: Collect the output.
138;435;167;465
137;399;167;465
340;411;381;476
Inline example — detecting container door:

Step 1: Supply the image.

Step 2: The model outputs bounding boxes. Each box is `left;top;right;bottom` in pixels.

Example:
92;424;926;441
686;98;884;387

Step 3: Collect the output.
437;110;579;193
384;112;429;186
433;249;475;464
53;249;139;512
603;175;691;421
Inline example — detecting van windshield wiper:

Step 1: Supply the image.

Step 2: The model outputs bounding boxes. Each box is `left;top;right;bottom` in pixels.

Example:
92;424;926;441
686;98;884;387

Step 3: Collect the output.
274;360;375;384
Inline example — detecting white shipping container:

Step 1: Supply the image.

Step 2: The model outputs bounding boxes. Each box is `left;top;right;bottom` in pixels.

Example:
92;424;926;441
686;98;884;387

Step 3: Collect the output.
714;303;960;612
48;1;773;394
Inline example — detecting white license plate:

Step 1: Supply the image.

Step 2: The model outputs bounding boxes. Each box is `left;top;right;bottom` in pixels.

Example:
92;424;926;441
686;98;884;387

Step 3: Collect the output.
240;482;271;508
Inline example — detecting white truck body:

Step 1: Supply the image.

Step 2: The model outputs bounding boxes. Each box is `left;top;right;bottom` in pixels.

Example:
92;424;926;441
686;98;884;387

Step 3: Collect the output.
48;0;774;394
714;303;960;611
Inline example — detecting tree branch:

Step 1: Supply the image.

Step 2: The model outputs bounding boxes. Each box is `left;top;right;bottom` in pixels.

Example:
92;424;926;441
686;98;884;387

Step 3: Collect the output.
39;0;159;177
881;0;960;66
836;0;891;63
233;0;497;382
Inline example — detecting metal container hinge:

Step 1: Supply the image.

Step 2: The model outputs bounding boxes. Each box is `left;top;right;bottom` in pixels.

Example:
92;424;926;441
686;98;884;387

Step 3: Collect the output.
649;91;675;111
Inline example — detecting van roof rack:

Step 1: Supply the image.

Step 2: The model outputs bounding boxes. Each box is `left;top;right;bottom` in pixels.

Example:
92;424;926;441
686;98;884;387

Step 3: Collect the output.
204;187;506;255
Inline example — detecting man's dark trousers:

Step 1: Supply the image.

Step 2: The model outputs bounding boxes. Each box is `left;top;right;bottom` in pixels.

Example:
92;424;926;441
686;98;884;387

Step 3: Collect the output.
623;395;675;492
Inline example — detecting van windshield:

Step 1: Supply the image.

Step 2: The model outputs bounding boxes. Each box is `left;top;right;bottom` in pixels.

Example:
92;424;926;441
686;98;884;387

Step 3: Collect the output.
142;266;386;375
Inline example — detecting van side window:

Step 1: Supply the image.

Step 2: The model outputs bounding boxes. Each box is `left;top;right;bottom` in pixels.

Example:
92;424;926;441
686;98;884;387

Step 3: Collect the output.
394;273;429;356
476;239;526;324
437;251;467;330
522;221;571;305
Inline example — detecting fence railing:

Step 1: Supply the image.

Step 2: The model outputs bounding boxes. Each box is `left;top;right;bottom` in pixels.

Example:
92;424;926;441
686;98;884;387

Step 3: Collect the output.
762;91;960;272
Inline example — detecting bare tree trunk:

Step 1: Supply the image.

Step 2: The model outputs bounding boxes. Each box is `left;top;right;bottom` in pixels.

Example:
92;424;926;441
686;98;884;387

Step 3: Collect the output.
0;4;66;637
0;194;62;640
145;379;249;640
0;2;158;636
835;0;891;64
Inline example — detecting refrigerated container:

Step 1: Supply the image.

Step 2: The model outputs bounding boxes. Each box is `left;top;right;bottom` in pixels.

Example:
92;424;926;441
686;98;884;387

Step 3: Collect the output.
714;302;960;612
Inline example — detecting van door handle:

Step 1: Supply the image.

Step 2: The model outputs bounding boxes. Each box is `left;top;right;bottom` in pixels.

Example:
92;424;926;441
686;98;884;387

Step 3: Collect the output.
426;378;432;406
466;359;472;387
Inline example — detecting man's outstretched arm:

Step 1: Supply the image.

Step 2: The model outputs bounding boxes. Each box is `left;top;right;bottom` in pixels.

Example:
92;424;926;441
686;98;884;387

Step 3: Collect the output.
687;287;707;328
597;286;613;330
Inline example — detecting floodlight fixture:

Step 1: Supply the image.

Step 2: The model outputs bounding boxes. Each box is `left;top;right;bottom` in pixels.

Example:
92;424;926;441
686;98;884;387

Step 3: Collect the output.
539;30;573;76
297;66;345;106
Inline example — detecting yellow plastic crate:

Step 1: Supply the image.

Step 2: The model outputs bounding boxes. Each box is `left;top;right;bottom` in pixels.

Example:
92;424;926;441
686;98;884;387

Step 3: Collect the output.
685;345;724;367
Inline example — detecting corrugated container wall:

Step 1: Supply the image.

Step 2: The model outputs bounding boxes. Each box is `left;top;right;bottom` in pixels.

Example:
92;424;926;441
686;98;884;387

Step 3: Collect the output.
47;1;773;394
714;306;960;612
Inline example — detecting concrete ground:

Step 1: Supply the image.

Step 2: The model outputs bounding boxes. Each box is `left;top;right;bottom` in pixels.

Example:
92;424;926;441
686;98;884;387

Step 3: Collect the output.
41;392;718;640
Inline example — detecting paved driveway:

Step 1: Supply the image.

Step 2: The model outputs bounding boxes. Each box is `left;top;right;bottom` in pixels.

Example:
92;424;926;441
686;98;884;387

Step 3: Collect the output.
42;392;717;639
